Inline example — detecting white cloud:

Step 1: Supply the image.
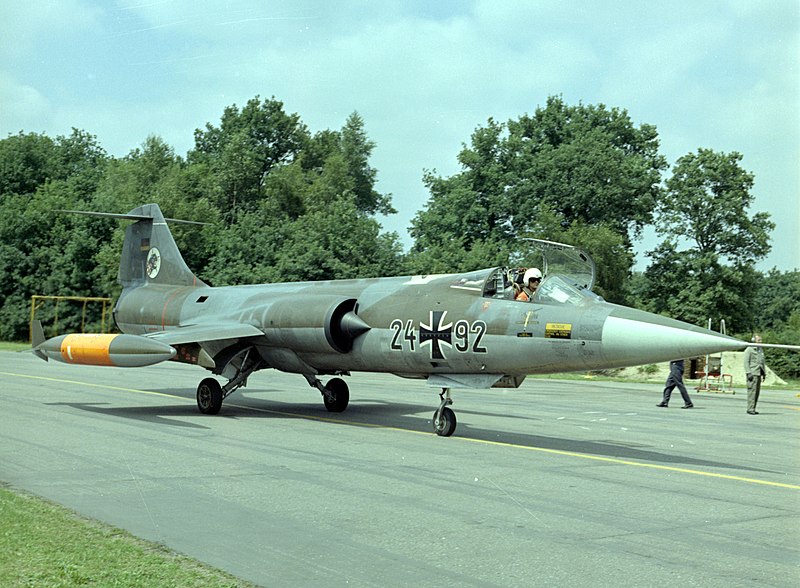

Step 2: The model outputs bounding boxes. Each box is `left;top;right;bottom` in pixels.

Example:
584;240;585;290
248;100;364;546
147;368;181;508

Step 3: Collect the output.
0;0;101;58
0;74;50;134
0;1;796;268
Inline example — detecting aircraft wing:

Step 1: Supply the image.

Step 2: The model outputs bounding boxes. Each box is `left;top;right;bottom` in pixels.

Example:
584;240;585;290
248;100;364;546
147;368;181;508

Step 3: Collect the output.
143;323;264;346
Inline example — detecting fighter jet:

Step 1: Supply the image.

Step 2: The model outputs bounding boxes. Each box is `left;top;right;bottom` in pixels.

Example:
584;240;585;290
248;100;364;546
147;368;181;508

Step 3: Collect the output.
31;204;798;436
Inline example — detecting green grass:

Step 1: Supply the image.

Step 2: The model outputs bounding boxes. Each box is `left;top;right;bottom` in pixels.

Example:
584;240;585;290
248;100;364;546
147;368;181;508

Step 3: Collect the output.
0;341;29;352
0;485;258;588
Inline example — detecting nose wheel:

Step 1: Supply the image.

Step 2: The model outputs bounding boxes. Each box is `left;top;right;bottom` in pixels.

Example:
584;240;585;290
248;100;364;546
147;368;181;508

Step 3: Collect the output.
433;388;457;436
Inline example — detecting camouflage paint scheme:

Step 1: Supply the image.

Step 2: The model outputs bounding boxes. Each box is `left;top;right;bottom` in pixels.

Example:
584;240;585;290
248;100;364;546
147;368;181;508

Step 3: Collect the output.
36;203;790;436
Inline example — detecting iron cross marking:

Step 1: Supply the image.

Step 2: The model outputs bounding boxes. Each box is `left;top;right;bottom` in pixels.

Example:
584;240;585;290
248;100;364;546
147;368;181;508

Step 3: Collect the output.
419;310;453;360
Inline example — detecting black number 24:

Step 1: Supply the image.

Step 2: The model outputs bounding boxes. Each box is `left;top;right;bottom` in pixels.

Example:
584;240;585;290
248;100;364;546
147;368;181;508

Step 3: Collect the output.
390;319;416;351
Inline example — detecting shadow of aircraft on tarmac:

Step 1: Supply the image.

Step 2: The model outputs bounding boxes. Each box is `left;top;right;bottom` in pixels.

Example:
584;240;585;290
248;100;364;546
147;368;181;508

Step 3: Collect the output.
46;392;778;476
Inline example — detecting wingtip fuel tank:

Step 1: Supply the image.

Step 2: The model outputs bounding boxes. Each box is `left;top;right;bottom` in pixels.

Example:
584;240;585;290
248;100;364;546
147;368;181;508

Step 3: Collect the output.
34;333;176;368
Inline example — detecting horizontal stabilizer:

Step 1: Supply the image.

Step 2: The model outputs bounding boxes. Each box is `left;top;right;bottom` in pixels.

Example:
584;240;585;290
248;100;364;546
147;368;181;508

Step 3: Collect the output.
57;209;209;225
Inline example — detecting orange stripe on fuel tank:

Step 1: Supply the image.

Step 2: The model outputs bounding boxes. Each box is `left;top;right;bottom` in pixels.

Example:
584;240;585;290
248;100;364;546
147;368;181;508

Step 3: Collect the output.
60;334;118;366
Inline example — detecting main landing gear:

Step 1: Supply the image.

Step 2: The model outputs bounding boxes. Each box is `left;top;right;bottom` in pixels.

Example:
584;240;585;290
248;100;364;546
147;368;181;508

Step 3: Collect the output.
305;374;350;413
197;369;351;415
196;347;261;415
433;388;457;437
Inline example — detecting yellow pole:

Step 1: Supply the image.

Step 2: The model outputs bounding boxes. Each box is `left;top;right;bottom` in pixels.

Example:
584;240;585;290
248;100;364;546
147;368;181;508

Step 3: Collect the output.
29;296;37;343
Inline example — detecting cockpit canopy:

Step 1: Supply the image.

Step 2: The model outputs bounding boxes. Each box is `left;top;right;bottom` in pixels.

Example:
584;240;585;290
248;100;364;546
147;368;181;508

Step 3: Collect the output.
520;238;595;291
448;240;600;306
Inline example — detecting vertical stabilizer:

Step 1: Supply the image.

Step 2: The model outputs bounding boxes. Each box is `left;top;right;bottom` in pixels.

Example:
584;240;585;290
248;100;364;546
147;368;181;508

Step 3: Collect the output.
119;204;206;289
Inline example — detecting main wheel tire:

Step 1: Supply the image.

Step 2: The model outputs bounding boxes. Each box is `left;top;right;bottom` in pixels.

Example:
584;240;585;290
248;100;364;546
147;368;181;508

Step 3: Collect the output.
197;378;223;415
433;406;457;437
323;377;349;412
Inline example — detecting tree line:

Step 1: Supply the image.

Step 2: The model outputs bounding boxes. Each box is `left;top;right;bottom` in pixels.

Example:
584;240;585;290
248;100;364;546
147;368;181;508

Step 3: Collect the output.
1;95;797;376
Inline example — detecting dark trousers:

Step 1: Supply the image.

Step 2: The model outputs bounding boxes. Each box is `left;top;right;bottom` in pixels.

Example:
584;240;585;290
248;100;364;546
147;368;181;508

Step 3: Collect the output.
662;375;692;405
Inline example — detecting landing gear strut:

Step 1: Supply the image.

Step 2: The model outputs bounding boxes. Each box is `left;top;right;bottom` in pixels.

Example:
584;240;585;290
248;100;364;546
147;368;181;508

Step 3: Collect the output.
433;388;457;437
305;374;350;413
196;347;262;415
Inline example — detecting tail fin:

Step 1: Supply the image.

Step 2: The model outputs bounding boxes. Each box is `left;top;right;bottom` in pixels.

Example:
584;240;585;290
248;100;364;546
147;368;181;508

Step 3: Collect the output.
31;319;47;361
118;204;206;289
63;204;207;289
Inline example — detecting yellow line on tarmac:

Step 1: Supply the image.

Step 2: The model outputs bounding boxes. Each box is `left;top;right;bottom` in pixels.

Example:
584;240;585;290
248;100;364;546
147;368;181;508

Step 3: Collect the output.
0;371;182;400
238;407;800;490
451;435;800;490
4;370;799;490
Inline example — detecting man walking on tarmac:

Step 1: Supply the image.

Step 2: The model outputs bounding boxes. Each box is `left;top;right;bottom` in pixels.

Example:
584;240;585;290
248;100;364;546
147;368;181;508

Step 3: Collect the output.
656;359;694;408
744;334;766;415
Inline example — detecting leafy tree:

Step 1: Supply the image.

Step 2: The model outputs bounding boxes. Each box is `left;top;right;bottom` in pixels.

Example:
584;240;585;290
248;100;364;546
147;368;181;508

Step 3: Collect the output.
0;129;111;339
755;270;800;379
642;149;775;329
408;96;666;298
504;97;666;242
754;269;800;330
53;128;107;191
274;196;402;281
637;242;760;329
0;100;399;339
0;132;60;196
340;112;395;215
202;202;289;285
0;129;106;197
657;149;772;265
200;105;399;285
92;136;220;295
189;96;309;216
0;189;111;339
207;169;401;285
762;311;800;379
404;235;512;276
206;198;402;286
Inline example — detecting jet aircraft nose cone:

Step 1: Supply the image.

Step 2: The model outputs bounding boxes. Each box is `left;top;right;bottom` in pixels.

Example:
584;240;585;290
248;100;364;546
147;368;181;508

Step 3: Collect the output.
601;307;747;367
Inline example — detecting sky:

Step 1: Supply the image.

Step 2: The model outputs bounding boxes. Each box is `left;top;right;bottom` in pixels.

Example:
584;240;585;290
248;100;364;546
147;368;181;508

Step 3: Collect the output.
1;0;798;271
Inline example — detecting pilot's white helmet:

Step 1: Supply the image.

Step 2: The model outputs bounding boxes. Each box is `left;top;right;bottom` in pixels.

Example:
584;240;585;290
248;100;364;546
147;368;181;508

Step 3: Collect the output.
523;268;542;283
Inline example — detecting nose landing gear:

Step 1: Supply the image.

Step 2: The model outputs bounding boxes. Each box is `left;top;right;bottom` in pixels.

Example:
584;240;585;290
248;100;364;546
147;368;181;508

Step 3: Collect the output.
433;388;457;436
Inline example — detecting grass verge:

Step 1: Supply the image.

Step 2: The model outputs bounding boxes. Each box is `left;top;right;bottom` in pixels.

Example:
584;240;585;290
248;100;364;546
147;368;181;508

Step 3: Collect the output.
0;341;29;352
0;484;258;588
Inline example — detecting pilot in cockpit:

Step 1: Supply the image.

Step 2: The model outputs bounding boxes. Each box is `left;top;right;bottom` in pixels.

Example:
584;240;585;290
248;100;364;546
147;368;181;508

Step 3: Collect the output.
514;267;542;302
